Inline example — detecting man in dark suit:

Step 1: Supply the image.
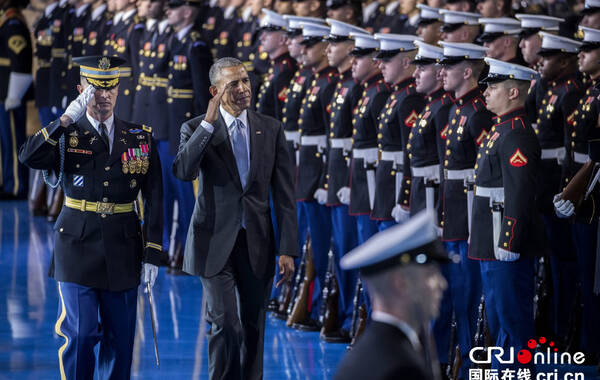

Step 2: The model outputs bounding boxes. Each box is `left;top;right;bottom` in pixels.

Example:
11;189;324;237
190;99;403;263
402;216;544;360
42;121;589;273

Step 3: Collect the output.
335;210;448;380
172;57;297;380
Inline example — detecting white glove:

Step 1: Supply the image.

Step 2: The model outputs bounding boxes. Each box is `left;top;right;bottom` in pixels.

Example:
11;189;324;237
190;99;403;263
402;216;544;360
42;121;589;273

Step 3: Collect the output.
61;95;68;109
63;85;96;124
553;193;574;218
337;186;351;205
495;248;520;262
4;97;21;110
391;204;410;223
5;72;32;110
314;188;327;205
142;263;158;291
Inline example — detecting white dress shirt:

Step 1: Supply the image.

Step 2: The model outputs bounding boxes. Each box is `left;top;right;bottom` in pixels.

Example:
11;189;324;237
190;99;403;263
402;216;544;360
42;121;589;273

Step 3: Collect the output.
86;112;115;153
176;24;193;41
75;3;89;17
45;2;58;17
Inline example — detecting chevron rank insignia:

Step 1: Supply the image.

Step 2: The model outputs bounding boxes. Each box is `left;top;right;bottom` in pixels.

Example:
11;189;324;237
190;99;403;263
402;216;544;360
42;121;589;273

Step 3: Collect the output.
404;110;418;128
509;149;528;167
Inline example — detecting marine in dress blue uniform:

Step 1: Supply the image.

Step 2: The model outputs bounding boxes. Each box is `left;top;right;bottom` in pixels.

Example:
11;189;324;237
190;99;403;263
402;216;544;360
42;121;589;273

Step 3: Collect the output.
527;32;583;343
0;2;32;198
407;41;456;370
472;58;544;372
345;33;389;244
553;26;600;357
18;56;163;380
293;22;338;331
255;9;298;120
438;41;493;377
164;0;211;258
321;18;365;342
371;33;426;230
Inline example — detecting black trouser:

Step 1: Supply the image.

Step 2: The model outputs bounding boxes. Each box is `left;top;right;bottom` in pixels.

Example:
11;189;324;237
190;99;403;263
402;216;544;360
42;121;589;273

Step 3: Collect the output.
200;229;272;380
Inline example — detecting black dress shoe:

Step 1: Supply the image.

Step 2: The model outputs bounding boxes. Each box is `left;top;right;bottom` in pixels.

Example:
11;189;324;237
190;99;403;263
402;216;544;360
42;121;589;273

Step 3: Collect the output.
291;319;320;332
266;299;279;312
320;329;351;343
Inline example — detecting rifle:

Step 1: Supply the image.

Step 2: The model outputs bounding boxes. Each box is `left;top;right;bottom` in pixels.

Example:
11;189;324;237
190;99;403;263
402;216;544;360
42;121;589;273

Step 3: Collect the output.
284;238;309;319
320;250;339;336
473;294;486;367
534;256;552;338
446;312;457;379
286;237;315;327
350;279;363;338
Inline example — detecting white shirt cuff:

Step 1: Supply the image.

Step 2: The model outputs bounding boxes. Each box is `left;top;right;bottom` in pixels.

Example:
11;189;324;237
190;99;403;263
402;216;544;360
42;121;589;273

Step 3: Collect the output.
201;120;214;133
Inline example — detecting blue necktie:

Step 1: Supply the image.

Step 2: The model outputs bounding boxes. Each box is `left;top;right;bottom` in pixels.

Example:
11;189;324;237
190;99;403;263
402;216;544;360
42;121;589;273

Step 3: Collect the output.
231;118;249;188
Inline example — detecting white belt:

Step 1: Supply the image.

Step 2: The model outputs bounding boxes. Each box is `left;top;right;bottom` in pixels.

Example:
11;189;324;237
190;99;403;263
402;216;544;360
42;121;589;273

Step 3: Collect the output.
411;164;440;182
541;147;566;160
444;168;475;182
284;130;300;145
300;135;327;150
353;148;378;164
475;186;505;203
573;152;590;164
330;138;352;152
380;151;404;165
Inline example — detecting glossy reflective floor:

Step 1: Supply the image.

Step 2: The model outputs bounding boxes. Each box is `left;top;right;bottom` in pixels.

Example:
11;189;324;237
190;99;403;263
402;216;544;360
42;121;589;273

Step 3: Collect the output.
0;201;346;380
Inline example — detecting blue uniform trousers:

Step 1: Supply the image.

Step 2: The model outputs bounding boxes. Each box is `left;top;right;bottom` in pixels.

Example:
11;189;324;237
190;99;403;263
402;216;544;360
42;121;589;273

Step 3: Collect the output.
302;201;333;321
270;200;307;300
572;221;600;355
376;220;396;232
480;258;535;372
434;240;481;379
55;281;137;380
157;140;194;251
542;213;577;340
0;104;28;197
330;205;358;331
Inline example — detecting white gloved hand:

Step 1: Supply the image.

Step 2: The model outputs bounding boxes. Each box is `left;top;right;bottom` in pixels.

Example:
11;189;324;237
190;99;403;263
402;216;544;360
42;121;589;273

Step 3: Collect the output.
391;204;410;223
495;248;520;262
337;186;351;205
314;188;327;205
61;95;68;109
142;263;158;291
4;97;21;110
63;85;96;124
553;193;574;218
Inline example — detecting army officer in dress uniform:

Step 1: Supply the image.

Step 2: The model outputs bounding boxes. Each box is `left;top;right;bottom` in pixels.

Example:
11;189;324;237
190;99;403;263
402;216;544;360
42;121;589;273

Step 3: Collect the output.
471;58;544;371
18;56;163;380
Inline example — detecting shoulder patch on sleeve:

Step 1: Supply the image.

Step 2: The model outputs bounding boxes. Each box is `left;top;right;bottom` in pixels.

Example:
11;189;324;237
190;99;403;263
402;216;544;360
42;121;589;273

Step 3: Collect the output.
8;35;27;54
142;124;152;133
509;148;528;167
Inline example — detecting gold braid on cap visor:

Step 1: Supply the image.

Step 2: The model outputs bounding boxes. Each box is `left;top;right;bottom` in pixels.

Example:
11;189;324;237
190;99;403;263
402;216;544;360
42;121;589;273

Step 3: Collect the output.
84;77;119;89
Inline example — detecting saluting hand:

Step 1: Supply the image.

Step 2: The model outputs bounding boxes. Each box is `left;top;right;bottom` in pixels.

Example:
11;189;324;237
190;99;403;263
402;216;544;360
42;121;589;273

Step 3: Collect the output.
204;85;226;125
276;255;295;287
60;85;96;127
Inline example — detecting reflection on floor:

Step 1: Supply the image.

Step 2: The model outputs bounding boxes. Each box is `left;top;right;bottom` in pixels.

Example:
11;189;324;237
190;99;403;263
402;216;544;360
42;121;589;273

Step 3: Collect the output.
0;201;345;380
2;200;600;380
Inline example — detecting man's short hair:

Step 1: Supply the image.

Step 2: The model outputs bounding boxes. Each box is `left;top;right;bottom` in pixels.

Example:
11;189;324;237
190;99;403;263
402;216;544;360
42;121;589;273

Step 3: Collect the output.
209;57;245;86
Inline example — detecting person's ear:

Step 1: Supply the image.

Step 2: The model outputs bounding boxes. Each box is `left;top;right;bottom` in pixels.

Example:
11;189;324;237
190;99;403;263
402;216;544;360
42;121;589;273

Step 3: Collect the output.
508;86;519;100
463;66;472;80
77;84;83;94
209;85;219;97
309;0;319;12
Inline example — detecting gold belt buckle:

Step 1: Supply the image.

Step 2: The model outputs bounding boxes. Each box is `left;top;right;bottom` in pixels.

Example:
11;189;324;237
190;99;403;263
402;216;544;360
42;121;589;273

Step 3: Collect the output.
96;202;115;214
